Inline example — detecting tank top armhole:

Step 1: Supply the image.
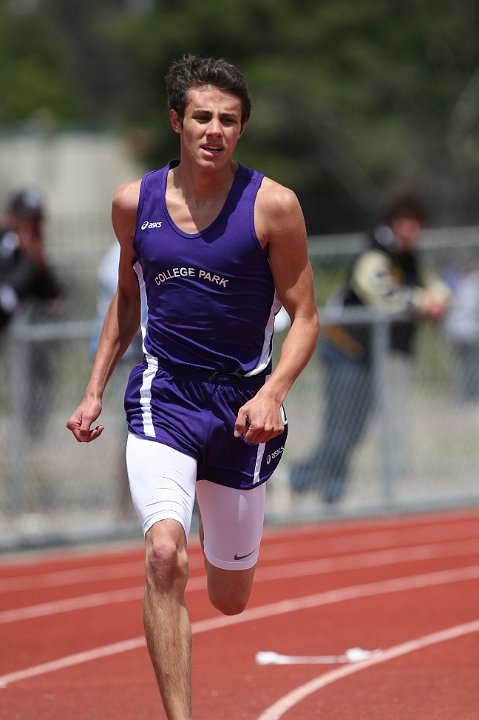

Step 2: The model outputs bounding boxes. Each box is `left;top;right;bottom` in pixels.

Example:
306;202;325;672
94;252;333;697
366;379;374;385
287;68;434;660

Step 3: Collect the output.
133;168;164;257
248;170;267;257
133;171;154;241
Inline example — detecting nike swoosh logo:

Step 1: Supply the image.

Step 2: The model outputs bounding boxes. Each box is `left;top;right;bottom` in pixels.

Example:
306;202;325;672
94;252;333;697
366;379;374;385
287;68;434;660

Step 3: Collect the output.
234;550;256;561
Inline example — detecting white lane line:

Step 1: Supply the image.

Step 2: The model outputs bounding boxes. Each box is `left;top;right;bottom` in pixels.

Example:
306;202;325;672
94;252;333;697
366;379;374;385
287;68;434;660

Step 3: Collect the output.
255;538;479;582
0;587;144;623
3;539;479;624
0;553;205;594
0;638;146;689
1;564;478;688
0;562;144;594
2;518;479;593
0;575;204;624
255;618;479;720
261;520;479;561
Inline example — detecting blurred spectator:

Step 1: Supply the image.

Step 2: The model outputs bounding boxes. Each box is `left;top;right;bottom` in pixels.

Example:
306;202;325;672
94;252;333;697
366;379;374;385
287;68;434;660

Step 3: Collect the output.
0;189;63;438
0;189;61;330
290;191;450;504
444;261;479;401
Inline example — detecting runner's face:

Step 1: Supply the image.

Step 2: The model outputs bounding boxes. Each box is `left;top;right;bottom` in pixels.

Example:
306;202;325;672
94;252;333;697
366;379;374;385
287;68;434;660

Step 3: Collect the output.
171;85;245;169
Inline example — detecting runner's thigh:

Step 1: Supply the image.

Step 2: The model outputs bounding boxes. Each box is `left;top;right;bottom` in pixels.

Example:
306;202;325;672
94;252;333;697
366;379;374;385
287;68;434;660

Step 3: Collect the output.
126;432;197;540
195;479;266;570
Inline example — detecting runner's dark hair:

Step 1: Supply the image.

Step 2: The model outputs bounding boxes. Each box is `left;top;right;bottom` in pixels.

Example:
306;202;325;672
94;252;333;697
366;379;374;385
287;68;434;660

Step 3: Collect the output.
165;54;251;125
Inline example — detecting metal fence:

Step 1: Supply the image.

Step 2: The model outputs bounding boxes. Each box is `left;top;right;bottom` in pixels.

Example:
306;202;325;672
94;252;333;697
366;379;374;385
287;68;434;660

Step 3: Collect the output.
267;307;479;522
0;227;478;550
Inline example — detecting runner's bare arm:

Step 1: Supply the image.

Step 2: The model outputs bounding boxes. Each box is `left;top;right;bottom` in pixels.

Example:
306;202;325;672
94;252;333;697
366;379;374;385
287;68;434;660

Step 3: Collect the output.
234;179;320;444
66;181;141;442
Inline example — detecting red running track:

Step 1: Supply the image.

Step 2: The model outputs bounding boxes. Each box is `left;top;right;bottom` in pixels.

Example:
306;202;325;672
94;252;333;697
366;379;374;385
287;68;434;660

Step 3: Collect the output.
1;508;479;719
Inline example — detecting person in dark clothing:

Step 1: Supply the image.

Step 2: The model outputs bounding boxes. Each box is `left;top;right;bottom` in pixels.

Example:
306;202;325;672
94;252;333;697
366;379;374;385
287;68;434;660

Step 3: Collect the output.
290;192;450;504
0;189;61;329
1;189;62;439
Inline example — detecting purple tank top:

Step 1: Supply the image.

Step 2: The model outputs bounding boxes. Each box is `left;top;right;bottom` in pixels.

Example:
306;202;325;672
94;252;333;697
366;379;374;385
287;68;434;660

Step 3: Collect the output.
132;161;281;376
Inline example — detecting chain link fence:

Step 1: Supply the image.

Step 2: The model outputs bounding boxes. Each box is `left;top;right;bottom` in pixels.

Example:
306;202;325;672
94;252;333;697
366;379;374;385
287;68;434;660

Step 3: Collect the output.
1;223;478;550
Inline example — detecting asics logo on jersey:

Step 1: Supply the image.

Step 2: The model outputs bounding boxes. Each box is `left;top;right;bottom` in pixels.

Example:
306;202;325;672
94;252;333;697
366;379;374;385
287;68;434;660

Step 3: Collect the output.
141;220;163;230
266;445;284;464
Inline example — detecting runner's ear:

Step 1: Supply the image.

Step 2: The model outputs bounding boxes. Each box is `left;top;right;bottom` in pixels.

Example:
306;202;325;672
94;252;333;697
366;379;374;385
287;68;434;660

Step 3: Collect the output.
170;109;182;134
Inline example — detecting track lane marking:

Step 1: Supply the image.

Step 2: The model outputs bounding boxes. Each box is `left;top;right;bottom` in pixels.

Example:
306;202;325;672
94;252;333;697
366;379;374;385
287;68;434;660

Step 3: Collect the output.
1;564;479;688
0;553;205;593
261;520;479;561
3;539;479;623
2;517;479;592
255;619;479;720
255;538;479;582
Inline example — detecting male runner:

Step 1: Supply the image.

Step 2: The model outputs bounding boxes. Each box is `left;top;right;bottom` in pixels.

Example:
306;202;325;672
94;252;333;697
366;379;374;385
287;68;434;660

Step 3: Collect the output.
67;54;319;720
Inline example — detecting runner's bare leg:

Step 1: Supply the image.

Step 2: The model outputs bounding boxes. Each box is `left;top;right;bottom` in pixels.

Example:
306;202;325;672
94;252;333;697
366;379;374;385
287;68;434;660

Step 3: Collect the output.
143;519;192;720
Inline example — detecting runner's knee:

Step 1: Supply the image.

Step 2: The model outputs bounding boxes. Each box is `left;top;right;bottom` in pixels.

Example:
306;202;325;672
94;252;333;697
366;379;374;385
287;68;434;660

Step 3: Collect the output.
145;524;189;594
207;566;254;615
209;585;251;616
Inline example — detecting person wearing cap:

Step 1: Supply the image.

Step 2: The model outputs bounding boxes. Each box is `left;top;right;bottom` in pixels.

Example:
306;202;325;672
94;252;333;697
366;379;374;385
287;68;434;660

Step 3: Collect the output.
1;189;63;440
0;189;61;330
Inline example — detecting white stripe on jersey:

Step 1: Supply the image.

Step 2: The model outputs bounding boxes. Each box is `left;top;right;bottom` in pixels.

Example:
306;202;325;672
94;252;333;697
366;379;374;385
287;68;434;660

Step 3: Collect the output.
245;291;282;377
139;358;157;438
133;259;149;354
253;442;266;484
133;260;156;437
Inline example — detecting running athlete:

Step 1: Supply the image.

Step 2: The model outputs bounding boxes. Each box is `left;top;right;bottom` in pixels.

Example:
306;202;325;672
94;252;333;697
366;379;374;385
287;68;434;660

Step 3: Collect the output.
67;54;319;720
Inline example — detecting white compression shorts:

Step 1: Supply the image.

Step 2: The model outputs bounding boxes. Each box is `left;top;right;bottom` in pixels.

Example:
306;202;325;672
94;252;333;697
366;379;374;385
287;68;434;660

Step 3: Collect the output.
126;432;266;570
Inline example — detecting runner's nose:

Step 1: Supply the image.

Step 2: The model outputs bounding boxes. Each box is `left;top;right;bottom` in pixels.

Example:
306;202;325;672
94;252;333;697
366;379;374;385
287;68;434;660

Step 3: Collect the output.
206;117;222;135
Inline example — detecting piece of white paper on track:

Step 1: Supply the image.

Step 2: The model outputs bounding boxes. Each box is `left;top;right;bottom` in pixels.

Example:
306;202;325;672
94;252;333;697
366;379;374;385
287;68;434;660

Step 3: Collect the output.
255;647;382;665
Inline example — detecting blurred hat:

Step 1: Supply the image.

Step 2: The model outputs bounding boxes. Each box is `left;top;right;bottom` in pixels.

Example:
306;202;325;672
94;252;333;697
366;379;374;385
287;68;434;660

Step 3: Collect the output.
7;189;44;218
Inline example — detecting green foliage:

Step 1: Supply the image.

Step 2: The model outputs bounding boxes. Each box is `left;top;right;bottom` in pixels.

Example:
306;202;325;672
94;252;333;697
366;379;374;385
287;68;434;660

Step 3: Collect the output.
2;0;479;229
0;6;81;127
